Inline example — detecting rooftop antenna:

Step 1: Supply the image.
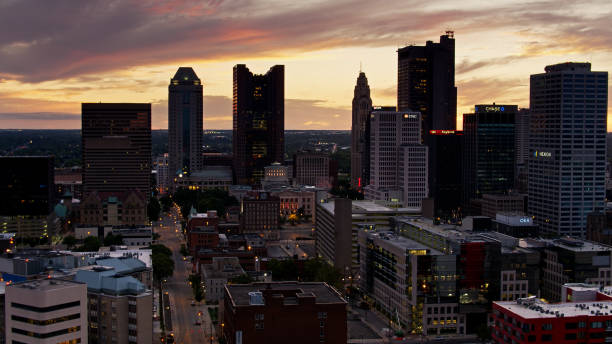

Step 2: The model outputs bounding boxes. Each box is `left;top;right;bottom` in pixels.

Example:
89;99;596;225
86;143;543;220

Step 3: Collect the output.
360;61;362;73
445;29;454;38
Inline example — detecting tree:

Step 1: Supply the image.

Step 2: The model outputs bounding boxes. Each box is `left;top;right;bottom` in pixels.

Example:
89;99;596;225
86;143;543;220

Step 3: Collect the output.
267;259;298;281
159;195;173;212
180;244;189;257
103;233;123;246
153;252;174;282
62;235;76;249
230;274;253;284
188;274;204;302
76;236;101;252
148;197;161;222
150;244;172;257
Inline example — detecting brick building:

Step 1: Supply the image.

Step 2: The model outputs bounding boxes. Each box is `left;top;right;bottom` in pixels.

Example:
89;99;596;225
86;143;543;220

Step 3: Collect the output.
222;282;346;344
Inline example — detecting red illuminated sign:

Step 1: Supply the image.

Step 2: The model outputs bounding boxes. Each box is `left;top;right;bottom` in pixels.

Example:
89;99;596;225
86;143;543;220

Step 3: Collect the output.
429;130;462;135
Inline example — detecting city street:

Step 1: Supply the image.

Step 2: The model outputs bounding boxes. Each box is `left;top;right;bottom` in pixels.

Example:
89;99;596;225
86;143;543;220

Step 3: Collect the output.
157;208;216;344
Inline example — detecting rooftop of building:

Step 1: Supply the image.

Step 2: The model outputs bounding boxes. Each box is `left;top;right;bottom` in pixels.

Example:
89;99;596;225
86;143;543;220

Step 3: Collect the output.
171;66;200;82
544;62;591;73
495;296;612;319
318;200;420;215
547;237;612;253
202;257;245;279
74;266;147;295
364;230;444;255
226;282;346;307
11;278;84;292
482;194;525;201
396;217;469;241
187;166;232;180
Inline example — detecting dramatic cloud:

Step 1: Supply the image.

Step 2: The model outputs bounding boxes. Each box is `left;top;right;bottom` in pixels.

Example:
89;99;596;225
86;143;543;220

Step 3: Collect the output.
0;0;611;129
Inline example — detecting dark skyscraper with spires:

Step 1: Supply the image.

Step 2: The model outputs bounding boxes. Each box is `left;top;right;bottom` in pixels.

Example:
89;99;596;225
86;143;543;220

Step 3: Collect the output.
233;64;284;185
350;72;372;189
168;67;203;185
397;32;457;138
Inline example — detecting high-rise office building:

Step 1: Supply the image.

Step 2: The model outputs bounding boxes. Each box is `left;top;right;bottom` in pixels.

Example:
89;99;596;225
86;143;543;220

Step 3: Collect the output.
233;64;284;185
350;72;372;189
462;104;516;208
427;130;463;217
364;110;428;208
397;32;457;139
515;108;530;166
528;62;608;237
293;150;334;188
0;156;54;216
168;67;203;185
82;103;151;197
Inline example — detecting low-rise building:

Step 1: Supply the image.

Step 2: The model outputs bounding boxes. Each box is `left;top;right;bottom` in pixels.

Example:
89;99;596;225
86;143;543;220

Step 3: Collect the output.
203;257;245;302
492;212;539;238
315;198;420;275
481;193;525;218
80;191;147;227
240;192;280;239
492;285;612;344
175;166;233;191
6;278;88;344
75;266;152;344
222;282;347;344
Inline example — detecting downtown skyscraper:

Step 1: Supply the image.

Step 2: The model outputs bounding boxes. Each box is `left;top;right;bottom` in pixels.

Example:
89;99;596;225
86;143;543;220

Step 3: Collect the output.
168;67;203;184
364;110;428;209
350;72;373;190
528;63;608;237
462;104;516;208
233;64;284;185
397;32;457;138
81;103;151;196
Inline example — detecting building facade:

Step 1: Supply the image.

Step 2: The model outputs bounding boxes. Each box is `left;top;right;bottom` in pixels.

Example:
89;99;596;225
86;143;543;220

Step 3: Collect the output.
351;72;373;189
75;266;152;344
233;64;284;185
427;130;463;219
81;103;151;197
397;32;457;140
240;192;280;238
315;199;420;275
153;154;169;194
364;110;428;209
294;151;333;188
223;282;347;344
6;279;88;344
528;63;608;237
168;67;203;186
462;104;516;207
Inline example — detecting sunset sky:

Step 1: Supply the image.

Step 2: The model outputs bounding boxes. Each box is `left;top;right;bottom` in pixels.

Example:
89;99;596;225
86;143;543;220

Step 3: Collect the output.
0;0;610;130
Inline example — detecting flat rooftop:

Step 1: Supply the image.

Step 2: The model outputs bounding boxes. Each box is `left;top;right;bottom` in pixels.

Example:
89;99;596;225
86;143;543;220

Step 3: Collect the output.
496;298;612;319
397;217;470;242
365;230;444;255
12;278;84;291
319;200;420;215
226;282;346;306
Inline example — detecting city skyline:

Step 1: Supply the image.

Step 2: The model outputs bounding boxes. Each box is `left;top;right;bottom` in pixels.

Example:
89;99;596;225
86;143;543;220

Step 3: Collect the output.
0;0;611;130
